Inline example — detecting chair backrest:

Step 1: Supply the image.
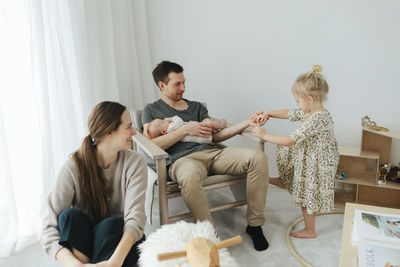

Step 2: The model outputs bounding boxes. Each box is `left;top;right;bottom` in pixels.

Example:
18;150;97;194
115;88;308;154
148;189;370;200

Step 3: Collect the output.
130;109;143;133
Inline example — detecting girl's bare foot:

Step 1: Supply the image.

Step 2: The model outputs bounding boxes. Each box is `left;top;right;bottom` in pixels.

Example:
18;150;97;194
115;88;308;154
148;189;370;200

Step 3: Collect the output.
269;177;286;189
290;229;317;239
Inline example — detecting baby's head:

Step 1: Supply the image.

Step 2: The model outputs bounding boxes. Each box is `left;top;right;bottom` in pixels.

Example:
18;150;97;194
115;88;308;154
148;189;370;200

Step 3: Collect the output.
148;119;170;138
291;65;329;113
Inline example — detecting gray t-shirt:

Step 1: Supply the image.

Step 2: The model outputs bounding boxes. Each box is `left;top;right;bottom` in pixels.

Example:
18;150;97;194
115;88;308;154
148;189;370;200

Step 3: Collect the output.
142;99;219;170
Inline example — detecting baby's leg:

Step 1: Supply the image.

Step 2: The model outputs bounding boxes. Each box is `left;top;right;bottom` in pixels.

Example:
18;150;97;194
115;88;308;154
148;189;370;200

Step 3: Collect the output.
290;207;317;238
269;177;286;189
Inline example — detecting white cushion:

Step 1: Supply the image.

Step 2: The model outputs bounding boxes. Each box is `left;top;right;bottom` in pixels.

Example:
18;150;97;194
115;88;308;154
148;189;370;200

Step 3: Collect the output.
138;221;239;267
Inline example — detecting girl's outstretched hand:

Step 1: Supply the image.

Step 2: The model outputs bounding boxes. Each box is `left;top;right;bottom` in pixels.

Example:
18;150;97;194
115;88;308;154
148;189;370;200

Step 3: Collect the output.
257;113;270;126
252;126;267;139
249;111;264;126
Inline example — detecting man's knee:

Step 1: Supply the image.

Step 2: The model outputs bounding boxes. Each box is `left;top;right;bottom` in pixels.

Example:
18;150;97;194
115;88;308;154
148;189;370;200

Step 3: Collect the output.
177;171;204;191
246;149;268;165
244;149;268;179
170;160;207;189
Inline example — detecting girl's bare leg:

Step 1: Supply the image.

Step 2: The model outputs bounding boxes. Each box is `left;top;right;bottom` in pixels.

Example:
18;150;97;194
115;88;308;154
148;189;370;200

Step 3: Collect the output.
290;207;317;238
269;177;286;189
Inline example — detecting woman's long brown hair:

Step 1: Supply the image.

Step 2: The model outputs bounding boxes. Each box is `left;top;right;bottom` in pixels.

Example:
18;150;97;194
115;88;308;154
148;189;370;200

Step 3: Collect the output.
72;101;126;223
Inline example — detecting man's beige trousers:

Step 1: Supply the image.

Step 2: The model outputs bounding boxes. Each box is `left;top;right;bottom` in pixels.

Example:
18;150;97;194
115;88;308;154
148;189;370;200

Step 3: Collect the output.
169;147;269;226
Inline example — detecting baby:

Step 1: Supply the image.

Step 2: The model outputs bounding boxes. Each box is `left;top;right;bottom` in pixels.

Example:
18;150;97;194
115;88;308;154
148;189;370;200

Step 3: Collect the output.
147;115;227;143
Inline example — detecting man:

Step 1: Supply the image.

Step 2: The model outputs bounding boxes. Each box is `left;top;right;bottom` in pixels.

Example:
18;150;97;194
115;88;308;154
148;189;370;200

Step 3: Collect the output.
142;61;269;251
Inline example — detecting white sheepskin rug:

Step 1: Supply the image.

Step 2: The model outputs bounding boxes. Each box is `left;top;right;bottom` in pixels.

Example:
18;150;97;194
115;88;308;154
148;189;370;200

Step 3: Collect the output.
138;221;239;267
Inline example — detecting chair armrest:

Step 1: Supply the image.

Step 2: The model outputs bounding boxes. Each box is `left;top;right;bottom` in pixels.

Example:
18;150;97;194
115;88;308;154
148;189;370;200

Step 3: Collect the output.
132;131;168;160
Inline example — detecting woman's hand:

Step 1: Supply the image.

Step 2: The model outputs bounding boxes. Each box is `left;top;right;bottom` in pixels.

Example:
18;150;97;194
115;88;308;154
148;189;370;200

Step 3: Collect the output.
252;126;267;139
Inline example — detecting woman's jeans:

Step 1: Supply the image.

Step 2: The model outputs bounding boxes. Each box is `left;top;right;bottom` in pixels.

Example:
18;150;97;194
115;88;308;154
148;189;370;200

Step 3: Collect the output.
58;208;145;267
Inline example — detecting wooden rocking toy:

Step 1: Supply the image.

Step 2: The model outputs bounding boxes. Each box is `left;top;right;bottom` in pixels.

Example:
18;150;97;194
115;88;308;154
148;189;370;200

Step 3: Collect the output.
157;235;242;267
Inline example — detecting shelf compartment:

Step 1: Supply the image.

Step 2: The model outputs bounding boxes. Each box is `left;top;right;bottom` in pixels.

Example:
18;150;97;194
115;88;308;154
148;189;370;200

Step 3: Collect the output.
338;146;379;159
335;175;400;189
357;185;400;209
334;175;376;186
334;186;357;209
337;156;379;180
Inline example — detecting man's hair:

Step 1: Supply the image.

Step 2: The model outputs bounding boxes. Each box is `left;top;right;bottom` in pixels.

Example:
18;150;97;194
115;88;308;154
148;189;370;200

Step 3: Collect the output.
152;61;184;88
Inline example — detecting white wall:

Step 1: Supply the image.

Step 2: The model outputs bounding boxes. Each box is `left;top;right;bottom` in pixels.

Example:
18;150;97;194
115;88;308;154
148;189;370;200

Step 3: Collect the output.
144;0;400;176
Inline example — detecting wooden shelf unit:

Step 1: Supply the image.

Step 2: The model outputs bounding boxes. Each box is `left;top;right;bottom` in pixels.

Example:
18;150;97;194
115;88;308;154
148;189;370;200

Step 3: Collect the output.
335;127;400;209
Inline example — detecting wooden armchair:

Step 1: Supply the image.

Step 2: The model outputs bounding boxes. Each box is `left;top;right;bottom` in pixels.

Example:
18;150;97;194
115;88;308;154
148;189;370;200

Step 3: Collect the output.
130;108;266;225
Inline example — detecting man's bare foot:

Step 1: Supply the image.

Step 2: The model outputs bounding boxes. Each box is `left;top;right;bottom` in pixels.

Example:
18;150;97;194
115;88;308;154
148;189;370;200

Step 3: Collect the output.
290;229;317;239
269;177;286;189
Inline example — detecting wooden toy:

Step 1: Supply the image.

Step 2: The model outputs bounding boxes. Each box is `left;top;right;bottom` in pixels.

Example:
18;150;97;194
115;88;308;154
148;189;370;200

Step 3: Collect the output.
361;115;389;132
157;235;242;267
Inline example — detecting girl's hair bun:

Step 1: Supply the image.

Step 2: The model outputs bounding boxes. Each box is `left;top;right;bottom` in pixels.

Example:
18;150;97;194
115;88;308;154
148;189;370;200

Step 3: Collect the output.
312;65;322;73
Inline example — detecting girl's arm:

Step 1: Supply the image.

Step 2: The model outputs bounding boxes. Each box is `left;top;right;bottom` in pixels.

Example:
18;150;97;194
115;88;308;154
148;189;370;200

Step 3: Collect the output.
256;109;289;126
212;119;250;143
266;109;289;119
212;111;261;143
252;126;295;146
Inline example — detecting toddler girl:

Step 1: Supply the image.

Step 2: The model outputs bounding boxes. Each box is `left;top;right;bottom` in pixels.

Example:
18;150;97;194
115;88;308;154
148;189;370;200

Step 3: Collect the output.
252;65;339;238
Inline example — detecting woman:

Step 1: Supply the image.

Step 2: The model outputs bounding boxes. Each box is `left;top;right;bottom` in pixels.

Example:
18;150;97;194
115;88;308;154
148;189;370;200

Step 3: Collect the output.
40;101;147;267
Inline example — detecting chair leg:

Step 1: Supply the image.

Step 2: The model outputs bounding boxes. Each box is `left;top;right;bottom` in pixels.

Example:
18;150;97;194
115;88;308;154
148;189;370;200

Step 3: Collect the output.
156;159;169;225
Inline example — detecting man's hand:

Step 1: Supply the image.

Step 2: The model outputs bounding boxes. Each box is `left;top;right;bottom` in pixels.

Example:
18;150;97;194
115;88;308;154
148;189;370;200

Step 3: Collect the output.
202;121;216;133
182;121;213;138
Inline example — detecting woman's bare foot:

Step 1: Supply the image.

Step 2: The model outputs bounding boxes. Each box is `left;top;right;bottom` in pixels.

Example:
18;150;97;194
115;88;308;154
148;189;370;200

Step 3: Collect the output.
290;229;317;239
269;177;286;189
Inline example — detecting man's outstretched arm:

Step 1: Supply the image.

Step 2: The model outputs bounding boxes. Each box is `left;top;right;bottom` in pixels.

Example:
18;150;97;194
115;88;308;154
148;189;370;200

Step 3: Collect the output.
210;111;262;143
143;121;213;150
211;120;251;143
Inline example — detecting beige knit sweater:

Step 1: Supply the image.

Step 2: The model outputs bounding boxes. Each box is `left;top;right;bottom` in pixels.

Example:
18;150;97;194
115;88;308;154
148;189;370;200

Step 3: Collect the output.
40;150;147;259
